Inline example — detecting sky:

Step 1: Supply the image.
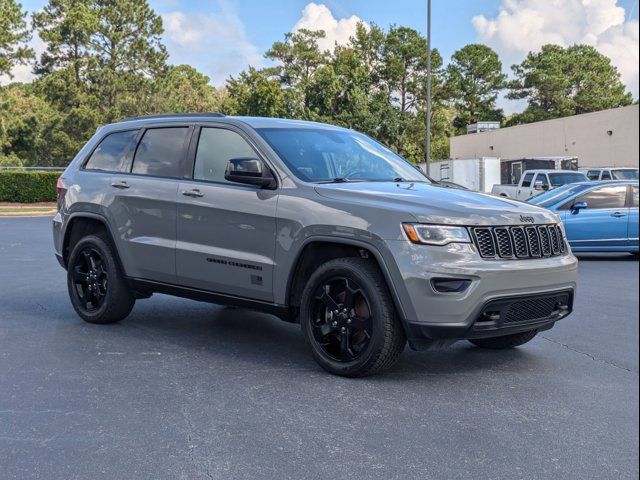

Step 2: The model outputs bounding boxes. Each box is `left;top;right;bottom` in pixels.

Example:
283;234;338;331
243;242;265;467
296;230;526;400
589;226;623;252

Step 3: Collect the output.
7;0;640;114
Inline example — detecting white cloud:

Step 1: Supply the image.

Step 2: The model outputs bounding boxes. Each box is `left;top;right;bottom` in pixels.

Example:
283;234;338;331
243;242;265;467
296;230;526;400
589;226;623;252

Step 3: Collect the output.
161;4;264;85
293;2;366;52
473;0;639;99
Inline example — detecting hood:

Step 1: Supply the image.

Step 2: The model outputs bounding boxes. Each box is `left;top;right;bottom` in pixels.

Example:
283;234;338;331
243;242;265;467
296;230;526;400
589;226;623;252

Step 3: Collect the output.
314;182;559;226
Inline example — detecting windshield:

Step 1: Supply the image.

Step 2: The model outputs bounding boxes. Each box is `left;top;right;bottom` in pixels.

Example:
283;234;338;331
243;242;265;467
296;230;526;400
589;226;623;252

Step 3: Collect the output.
548;172;588;186
612;169;639;180
529;183;591;208
257;128;429;183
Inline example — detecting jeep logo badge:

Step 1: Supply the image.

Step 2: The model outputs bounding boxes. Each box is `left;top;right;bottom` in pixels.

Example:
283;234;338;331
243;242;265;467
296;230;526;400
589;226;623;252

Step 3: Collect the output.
520;215;535;223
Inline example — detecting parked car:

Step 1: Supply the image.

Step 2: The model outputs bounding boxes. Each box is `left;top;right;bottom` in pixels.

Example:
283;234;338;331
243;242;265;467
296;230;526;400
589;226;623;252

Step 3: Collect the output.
53;113;578;377
491;169;588;200
529;180;639;254
579;167;639;181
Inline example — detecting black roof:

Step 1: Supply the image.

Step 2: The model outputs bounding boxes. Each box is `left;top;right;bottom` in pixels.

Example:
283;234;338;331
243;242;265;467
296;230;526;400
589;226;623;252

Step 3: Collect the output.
118;112;225;123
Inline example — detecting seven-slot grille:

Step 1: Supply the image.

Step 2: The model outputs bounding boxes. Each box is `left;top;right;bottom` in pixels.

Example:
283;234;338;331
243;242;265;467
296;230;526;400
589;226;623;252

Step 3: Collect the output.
471;224;566;259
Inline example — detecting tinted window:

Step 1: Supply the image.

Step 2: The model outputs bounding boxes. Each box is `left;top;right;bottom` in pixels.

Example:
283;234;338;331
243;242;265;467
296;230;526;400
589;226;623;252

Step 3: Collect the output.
132;127;189;177
521;172;534;187
601;170;612;180
258;128;428;183
632;186;638;208
85;130;138;172
612;169;639;180
548;172;588;186
193;128;256;183
586;170;600;180
565;185;627;210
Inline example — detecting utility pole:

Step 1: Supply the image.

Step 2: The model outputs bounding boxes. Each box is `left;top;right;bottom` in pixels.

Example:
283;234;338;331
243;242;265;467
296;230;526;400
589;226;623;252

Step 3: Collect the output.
425;0;432;174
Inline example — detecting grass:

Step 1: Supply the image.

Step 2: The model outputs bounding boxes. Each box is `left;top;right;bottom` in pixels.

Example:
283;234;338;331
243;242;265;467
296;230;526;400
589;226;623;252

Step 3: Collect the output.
0;202;56;216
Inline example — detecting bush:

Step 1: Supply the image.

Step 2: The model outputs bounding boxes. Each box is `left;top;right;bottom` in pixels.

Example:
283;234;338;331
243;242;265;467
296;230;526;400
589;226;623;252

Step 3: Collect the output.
0;170;60;203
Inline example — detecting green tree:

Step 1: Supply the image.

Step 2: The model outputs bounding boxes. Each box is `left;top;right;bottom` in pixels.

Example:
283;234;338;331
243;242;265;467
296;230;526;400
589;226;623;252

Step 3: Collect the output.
446;44;506;134
0;0;33;77
224;67;286;117
149;65;224;114
507;44;632;125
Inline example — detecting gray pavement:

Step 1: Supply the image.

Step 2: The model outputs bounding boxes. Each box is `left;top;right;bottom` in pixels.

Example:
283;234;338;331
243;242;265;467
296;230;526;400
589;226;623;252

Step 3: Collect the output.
0;216;638;479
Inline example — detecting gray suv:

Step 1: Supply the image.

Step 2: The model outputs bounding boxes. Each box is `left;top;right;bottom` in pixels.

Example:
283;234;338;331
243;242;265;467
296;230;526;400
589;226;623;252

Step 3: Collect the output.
53;113;578;376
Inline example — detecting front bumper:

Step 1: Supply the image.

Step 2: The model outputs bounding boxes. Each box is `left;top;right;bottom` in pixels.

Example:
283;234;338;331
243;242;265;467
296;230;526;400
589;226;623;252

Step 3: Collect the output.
384;240;578;349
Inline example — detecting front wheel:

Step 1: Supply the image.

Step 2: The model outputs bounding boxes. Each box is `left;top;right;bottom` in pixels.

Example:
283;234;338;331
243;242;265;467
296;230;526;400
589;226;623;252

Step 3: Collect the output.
300;257;406;377
67;234;135;324
469;329;538;349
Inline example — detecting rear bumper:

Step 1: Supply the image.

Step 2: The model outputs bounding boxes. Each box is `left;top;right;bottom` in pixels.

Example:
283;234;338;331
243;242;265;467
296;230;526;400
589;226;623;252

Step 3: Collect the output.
407;289;573;349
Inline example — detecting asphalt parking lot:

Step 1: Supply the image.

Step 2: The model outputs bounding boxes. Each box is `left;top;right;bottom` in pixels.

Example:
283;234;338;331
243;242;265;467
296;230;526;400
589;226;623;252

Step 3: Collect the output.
1;216;638;479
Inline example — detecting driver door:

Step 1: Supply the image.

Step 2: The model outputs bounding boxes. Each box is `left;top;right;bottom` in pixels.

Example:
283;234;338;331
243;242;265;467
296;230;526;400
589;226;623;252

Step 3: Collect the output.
561;185;629;249
175;126;278;301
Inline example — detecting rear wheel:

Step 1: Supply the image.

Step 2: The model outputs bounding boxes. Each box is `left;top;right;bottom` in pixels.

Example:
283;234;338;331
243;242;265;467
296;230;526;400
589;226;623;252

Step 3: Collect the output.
469;329;538;349
300;257;406;377
67;234;135;324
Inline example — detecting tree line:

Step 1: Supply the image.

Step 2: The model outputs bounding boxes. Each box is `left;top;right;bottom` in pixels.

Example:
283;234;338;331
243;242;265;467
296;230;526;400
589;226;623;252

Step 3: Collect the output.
0;0;634;167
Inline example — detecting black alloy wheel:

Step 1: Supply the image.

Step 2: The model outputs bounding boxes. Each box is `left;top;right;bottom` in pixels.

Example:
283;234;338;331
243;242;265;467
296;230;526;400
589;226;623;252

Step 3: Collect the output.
310;276;373;362
71;247;108;313
67;234;135;324
300;257;406;377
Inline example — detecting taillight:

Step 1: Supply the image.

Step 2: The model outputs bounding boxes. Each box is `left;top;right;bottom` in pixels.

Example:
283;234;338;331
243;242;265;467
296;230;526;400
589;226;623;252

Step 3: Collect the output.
56;177;67;211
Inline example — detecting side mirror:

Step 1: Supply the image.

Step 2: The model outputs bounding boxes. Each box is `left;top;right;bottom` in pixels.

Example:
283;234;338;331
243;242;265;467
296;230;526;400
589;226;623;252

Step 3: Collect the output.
571;201;588;211
224;158;276;189
534;180;548;191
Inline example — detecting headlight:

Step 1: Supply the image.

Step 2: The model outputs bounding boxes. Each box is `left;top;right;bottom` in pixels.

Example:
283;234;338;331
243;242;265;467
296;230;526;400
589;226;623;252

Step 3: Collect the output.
402;223;471;246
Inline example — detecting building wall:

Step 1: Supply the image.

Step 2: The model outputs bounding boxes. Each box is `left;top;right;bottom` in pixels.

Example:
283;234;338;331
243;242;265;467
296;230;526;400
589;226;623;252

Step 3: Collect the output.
449;105;639;168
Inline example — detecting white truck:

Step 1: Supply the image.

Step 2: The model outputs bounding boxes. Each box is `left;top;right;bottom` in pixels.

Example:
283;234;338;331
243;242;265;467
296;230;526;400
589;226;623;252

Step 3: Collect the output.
491;169;589;200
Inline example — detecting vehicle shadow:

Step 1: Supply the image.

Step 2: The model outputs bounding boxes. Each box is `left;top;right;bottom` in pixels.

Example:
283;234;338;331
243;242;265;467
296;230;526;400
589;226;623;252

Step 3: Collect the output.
98;296;540;380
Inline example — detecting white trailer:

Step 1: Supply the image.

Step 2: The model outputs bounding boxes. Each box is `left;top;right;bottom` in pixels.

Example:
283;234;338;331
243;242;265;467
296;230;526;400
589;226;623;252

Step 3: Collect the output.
420;157;501;193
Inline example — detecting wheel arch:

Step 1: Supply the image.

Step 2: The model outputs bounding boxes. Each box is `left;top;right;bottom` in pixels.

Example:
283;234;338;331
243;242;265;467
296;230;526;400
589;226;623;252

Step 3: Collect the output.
61;213;123;272
285;236;409;326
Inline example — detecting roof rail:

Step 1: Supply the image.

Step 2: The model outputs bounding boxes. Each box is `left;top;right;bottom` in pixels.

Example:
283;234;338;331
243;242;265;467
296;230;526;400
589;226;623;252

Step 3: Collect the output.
118;112;226;122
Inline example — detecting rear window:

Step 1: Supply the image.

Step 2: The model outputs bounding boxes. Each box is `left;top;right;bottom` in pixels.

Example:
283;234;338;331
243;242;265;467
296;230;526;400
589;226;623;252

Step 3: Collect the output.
132;127;189;177
85;130;138;172
586;170;600;181
548;172;588;186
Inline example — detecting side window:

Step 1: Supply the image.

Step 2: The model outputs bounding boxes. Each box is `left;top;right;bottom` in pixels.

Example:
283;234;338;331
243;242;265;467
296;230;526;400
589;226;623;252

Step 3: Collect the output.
132;127;189;177
586;170;600;181
521;172;535;188
572;185;627;210
537;174;549;188
193;128;257;183
601;170;612;180
632;186;639;208
85;130;138;172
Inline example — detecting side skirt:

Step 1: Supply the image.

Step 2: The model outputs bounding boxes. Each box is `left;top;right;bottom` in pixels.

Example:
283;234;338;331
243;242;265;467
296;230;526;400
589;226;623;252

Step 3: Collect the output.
127;278;292;322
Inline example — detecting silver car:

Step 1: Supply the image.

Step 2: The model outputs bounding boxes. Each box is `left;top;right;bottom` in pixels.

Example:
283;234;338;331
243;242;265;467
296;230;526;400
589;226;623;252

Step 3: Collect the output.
53;114;578;377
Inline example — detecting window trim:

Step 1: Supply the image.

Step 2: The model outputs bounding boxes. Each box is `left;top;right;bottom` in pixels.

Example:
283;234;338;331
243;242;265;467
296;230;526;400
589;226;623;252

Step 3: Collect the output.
81;128;142;173
183;124;280;189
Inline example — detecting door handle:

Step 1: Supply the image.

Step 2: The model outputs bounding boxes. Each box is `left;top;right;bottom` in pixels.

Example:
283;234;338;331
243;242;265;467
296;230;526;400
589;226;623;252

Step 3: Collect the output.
181;189;204;198
611;212;627;218
111;181;130;189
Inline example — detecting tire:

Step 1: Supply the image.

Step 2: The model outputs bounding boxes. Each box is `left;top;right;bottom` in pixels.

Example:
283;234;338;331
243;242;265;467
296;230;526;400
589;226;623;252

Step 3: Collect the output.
299;257;406;377
469;329;538;349
67;233;135;324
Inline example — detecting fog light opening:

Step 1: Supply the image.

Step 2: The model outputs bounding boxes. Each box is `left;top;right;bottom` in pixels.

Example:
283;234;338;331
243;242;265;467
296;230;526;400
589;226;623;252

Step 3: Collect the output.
431;278;471;293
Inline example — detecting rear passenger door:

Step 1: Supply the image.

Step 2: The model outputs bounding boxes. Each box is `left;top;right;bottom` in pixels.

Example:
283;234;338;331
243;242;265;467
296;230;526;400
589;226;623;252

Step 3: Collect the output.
175;125;278;302
104;125;192;284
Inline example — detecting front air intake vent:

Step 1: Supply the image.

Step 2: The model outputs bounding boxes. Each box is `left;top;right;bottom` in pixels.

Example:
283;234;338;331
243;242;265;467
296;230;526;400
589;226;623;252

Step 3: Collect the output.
471;225;566;260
